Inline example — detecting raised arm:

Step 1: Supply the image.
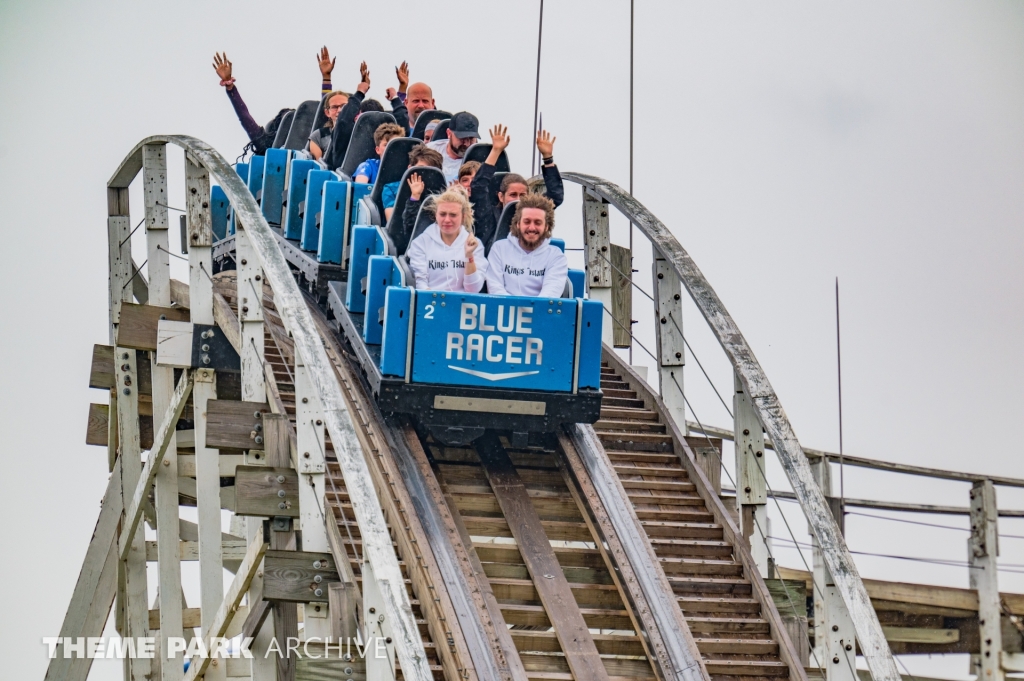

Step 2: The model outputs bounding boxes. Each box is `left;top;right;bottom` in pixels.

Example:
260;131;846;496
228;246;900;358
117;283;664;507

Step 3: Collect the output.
213;52;264;142
485;124;510;167
537;130;564;208
318;46;336;95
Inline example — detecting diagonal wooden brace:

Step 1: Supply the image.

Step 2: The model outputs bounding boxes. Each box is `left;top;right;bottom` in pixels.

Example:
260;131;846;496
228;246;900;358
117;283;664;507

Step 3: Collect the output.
119;369;194;560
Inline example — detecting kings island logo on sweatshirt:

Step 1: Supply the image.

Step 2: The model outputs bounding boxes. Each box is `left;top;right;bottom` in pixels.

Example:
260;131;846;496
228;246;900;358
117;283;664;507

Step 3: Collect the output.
428;259;465;271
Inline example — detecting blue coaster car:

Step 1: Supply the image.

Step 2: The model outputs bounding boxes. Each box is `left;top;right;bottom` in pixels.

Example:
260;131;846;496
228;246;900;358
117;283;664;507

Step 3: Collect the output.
328;226;601;445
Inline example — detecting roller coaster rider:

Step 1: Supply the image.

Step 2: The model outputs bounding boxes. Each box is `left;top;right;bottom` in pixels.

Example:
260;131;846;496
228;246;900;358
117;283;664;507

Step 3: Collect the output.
406;188;487;293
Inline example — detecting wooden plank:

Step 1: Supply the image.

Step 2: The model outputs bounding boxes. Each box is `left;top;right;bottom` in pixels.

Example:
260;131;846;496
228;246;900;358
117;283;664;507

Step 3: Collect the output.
176;454;244;478
115;303;190;351
43;460;122;681
170;279;190;308
686;436;722;496
146;540;248;562
91;344;153;394
213;292;242;355
119;370;194;560
610;243;632;348
234;466;299;517
476;432;610;681
182;536;269;681
86;403;154;448
207;399;272;450
881;627;959;644
262;550;339;602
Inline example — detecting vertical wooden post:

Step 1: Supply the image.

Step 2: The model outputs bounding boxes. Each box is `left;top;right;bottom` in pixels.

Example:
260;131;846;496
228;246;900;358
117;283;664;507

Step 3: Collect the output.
653;258;685;431
810;457;856;681
142;143;185;681
115;348;150;681
236;215;275;680
971;479;1004;681
610;243;632;348
296;360;332;639
236;221;266;403
734;374;769;577
583;191;613;347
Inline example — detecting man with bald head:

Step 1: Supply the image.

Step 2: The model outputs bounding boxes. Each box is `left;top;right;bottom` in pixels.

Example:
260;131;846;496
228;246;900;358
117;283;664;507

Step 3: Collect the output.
405;82;436;131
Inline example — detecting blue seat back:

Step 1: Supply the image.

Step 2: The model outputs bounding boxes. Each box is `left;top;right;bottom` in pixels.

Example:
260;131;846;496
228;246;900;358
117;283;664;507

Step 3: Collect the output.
260;148;290;225
318;182;372;266
229;163;249;236
282;159;318;240
346;226;388;313
568;269;585;299
484;200;518;256
299;170;335;251
246;155;265;201
363;256;407;345
211;186;230;242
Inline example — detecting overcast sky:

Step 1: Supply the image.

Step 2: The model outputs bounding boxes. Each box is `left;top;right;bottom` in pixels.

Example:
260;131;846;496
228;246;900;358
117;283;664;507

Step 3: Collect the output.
2;2;1023;679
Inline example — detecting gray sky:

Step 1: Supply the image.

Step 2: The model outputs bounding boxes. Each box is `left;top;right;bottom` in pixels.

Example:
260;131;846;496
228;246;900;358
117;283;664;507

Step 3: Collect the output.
2;1;1023;679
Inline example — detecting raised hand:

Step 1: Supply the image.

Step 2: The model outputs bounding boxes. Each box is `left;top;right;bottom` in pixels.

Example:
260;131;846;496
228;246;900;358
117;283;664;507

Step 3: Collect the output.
396;61;409;92
213;52;233;85
408;172;425;200
357;61;370;94
536;129;556;159
317;46;336;79
490;125;510;153
386;87;397;101
464;233;479;261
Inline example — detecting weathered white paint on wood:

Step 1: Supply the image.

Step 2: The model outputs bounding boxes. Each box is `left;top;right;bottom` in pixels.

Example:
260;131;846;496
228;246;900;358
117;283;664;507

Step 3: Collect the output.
970;480;1004;681
654;259;686;432
156;320;194;368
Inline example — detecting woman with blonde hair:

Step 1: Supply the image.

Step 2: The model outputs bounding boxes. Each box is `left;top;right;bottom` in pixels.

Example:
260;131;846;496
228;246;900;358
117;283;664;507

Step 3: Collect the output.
406;187;486;292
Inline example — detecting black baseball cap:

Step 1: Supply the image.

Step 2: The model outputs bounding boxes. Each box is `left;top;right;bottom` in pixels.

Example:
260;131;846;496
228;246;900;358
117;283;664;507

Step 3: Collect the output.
449;112;480;139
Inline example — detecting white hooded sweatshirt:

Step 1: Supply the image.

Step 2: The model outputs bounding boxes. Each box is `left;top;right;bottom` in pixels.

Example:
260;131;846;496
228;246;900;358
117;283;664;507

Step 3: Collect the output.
485;234;569;298
406;223;486;292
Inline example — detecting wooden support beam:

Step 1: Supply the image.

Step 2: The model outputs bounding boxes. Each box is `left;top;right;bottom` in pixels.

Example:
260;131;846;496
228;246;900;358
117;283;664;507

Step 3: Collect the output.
610;243;632;348
119;370;194;560
115;303;191;350
44;459;123;681
91;344;153;394
234;466;299;517
206;399;272;450
477;431;610;681
182;536;269;681
970;479;1003;681
85;403;154;449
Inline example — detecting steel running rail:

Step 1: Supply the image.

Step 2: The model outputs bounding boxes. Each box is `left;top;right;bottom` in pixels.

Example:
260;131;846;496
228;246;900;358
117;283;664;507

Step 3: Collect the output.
107;135;434;681
562;172;902;681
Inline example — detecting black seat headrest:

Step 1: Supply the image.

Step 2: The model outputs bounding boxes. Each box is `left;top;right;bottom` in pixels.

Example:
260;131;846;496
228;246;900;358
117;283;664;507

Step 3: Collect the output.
408;199;438;248
485;200;519;256
463;143;510;172
430;119;451;142
385;166;447;255
272;111;295;149
410;109;453;140
283;100;319;150
369;138;419;216
310;94;329;134
339;111;398;178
